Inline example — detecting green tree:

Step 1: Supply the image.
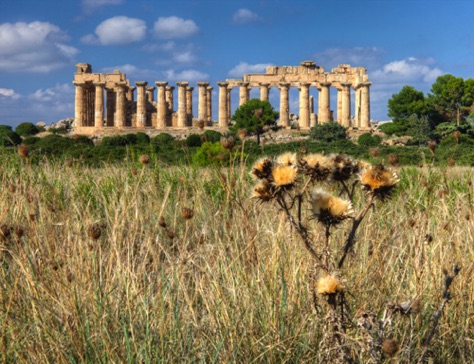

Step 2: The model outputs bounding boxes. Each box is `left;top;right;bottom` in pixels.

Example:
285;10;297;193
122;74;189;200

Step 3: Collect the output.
387;86;427;135
230;99;279;144
15;122;39;136
407;114;432;144
310;122;347;143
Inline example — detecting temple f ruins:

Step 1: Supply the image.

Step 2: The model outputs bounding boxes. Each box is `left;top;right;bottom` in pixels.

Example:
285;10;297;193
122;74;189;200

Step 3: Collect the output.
73;61;372;134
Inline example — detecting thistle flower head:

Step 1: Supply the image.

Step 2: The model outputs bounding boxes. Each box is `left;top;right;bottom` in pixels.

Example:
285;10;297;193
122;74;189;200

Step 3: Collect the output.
276;152;297;166
329;154;356;182
139;154;151;165
251;157;273;180
360;164;399;201
381;338;399;357
310;188;354;226
181;207;194;220
299;153;332;181
251;179;274;202
271;165;297;190
316;275;344;295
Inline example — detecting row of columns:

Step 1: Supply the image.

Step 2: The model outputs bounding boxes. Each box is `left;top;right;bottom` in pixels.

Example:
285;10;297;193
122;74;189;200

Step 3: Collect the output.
74;80;371;130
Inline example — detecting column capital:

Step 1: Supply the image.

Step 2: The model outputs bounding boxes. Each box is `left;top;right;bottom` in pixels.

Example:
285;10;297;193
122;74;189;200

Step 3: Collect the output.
259;82;270;87
186;86;194;91
155;81;168;87
94;81;106;87
129;86;136;91
279;82;290;89
217;82;229;87
176;81;189;87
115;81;128;88
166;85;175;91
299;82;311;88
146;86;156;91
238;81;249;87
136;81;148;87
207;86;214;91
319;82;331;87
354;82;372;90
197;81;210;87
73;81;86;87
340;82;352;88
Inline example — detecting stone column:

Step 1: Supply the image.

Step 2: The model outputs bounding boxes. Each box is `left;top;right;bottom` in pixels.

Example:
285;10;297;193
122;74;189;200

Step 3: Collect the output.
207;86;213;122
114;82;127;128
337;87;343;124
227;87;232;120
197;82;209;122
359;82;371;129
260;83;270;101
146;86;155;103
126;86;135;102
355;88;361;127
73;82;85;127
299;82;310;129
239;82;250;106
279;82;290;128
310;95;317;127
176;82;188;128
340;83;352;128
166;86;175;114
135;81;148;128
106;89;115;126
318;82;331;123
186;86;194;119
94;82;105;129
155;81;168;128
218;82;229;129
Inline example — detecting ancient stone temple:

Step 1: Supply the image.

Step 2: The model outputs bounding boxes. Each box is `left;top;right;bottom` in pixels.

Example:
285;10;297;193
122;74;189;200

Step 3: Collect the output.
72;61;372;134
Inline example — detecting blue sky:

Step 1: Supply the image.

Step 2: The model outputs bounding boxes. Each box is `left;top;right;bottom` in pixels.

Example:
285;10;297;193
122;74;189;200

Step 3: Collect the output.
1;0;474;127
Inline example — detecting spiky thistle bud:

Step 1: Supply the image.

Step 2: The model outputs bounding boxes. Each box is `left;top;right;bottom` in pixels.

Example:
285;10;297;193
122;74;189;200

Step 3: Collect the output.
181;207;194;220
139;154;151;165
87;223;101;240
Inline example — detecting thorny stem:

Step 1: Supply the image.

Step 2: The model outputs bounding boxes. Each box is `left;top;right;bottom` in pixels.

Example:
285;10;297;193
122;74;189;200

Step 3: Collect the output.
338;194;375;269
418;263;461;363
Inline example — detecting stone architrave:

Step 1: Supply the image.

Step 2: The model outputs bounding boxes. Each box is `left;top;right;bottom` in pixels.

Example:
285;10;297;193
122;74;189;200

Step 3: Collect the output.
260;83;270;101
278;82;290;128
318;82;331;123
358;82;371;129
146;86;155;103
135;81;148;128
218;82;229;128
239;82;250;106
114;82;127;128
299;82;311;129
340;82;352;128
207;86;213;122
197;82;209;122
186;86;194;118
73;81;85;127
166;86;175;115
176;82;188;127
155;81;168;128
94;82;106;129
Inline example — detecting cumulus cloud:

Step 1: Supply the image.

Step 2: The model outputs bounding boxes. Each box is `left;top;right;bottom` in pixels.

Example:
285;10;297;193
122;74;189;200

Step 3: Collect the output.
372;57;443;84
163;69;209;82
172;50;198;65
232;9;262;24
0;21;79;72
82;0;123;12
0;88;21;100
81;16;146;45
153;16;199;39
228;62;272;77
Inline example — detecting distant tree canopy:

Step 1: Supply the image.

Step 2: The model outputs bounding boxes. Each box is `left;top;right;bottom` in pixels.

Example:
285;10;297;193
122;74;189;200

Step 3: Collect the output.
230;99;279;144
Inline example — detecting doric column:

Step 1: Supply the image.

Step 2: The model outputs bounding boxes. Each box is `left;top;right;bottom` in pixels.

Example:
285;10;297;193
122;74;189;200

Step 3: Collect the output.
260;83;270;101
207;86;213;122
186;86;194;118
197;82;209;122
279;82;290;128
94;82;105;129
310;95;317;127
337;87;343;124
218;82;229;128
299;82;310;129
340;83;352;128
114;81;127;128
146;86;155;103
318;82;331;123
155;81;168;128
359;82;371;129
166;86;175;114
135;81;148;128
126;86;135;102
227;87;232;120
73;82;85;127
239;82;250;106
176;82;188;127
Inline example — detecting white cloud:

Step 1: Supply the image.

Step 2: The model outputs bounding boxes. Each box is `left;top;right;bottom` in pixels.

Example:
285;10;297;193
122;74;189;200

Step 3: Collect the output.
172;50;198;65
82;0;123;12
0;88;21;100
153;16;199;39
232;9;262;24
372;57;443;84
228;62;272;77
164;69;209;82
0;21;79;72
81;16;146;45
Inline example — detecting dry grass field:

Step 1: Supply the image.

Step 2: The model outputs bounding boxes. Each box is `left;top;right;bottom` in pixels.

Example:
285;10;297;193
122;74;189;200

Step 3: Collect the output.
0;151;472;363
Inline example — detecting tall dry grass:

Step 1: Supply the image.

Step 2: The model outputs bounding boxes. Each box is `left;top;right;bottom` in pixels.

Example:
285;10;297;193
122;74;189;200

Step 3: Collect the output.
0;153;472;363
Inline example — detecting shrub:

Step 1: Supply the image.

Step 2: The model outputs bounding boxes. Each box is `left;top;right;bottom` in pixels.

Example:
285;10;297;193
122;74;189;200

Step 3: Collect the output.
101;134;138;147
15;122;39;136
0;126;22;146
357;133;382;146
202;130;222;143
23;136;41;146
153;133;174;145
186;133;202;147
310;122;347;143
34;135;75;155
135;132;150;145
378;122;408;136
192;142;230;167
72;135;94;146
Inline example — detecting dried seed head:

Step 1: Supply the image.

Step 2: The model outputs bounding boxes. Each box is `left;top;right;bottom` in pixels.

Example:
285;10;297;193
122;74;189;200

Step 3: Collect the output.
220;135;236;151
369;147;380;157
166;229;176;240
299;153;332;181
271;165;297;189
181;207;194;220
387;153;399;166
447;157;455;167
251;179;275;202
87;223;101;240
381;338;399;357
17;143;29;159
428;140;437;155
65;159;73;167
251;157;273;180
8;184;16;193
310;188;354;226
453;130;461;141
131;169;138;176
158;215;167;228
316;275;344;295
0;224;12;241
139;154;151;165
14;226;24;239
237;128;247;140
360;164;399;201
276;152;297;166
329;154;356;182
